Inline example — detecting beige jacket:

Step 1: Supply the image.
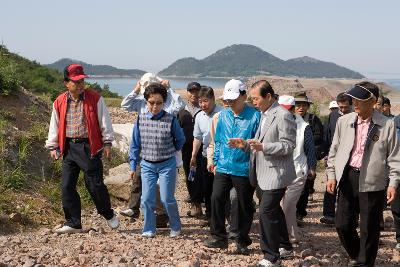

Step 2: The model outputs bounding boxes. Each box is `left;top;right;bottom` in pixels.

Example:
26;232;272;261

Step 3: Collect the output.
206;112;221;169
326;111;400;192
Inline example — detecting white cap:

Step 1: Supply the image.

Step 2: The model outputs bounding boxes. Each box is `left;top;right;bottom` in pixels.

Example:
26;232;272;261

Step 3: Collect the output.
329;100;339;109
223;79;246;100
278;95;295;110
139;72;163;94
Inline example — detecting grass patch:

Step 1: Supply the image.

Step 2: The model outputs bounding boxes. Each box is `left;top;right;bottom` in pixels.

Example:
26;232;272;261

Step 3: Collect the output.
104;97;122;108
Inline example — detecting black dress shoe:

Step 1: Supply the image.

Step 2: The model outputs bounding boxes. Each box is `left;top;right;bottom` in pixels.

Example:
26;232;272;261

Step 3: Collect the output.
235;242;250;255
320;216;335;225
203;238;228;249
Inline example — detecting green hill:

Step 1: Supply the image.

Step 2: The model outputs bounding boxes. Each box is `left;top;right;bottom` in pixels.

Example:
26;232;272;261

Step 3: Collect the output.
159;44;364;79
46;58;146;78
285;56;364;79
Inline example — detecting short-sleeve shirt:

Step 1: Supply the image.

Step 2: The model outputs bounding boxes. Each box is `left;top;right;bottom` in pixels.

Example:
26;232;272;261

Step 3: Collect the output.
193;105;223;157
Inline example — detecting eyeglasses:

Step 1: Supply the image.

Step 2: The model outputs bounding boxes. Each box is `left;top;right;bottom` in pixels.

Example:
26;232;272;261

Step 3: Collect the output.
147;101;164;106
72;79;85;85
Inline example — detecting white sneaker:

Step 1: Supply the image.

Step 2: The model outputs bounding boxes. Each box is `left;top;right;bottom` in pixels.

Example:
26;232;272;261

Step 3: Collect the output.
54;225;82;234
170;229;181;238
119;208;134;217
107;214;120;229
257;259;281;267
279;247;294;259
141;231;156;238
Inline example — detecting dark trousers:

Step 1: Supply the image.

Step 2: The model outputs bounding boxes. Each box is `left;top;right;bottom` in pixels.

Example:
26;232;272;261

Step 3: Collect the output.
210;172;255;246
225;188;239;236
182;144;203;203
296;178;314;217
335;167;385;267
323;187;337;218
259;188;292;263
198;155;214;216
127;165;167;217
391;186;400;243
128;165;141;212
61;141;114;228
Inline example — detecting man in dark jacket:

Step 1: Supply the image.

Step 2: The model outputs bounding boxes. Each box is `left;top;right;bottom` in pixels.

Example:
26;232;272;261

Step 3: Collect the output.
294;91;325;221
177;82;203;217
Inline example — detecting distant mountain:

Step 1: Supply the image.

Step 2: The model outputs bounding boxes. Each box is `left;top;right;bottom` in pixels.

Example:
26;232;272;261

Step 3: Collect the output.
46;58;146;77
285;56;364;79
159;44;364;79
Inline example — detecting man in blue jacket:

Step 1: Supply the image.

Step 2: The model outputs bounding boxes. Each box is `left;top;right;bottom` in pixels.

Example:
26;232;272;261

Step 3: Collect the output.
203;79;261;255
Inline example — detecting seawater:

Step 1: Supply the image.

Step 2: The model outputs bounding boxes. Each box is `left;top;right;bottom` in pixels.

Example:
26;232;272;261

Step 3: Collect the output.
86;77;229;97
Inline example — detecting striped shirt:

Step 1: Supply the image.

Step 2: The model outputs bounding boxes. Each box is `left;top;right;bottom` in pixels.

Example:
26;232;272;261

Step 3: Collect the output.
66;93;88;138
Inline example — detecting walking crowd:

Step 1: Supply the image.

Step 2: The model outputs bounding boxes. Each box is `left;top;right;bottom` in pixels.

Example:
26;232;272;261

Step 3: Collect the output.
45;64;400;267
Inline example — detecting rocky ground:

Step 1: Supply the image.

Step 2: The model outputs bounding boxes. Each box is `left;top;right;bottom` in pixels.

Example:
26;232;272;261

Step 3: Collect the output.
0;171;399;267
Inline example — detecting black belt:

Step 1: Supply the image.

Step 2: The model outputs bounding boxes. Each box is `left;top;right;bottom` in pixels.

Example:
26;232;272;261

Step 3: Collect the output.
143;157;171;164
67;138;89;143
349;166;361;173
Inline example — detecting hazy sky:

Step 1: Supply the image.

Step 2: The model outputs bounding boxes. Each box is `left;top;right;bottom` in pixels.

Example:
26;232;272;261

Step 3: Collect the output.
1;0;399;76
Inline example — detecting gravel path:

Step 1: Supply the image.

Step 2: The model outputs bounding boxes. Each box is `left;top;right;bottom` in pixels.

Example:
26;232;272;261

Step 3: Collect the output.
0;173;399;266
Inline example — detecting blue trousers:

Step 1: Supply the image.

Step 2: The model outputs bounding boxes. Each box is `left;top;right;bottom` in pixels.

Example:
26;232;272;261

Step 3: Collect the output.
140;157;181;233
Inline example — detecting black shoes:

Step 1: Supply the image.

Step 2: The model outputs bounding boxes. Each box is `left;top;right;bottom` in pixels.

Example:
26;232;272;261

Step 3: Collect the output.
203;238;228;249
320;216;335;225
235;242;250;255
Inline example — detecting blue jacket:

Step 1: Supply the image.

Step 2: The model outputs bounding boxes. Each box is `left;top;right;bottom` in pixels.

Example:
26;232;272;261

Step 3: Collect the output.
214;105;261;177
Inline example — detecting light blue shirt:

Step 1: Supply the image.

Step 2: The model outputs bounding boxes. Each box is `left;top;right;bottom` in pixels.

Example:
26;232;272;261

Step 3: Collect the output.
193;105;223;157
121;88;185;117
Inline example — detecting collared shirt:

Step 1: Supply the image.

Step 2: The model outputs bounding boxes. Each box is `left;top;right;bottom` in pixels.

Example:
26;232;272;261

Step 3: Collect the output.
129;110;186;171
185;103;201;117
349;117;371;168
66;93;88;138
121;88;185;117
261;104;274;129
193;105;223;157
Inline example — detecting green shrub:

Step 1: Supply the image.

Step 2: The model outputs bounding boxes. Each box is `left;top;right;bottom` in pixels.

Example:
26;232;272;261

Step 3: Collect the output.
104;97;122;108
18;136;31;162
1;166;26;189
0;57;21;96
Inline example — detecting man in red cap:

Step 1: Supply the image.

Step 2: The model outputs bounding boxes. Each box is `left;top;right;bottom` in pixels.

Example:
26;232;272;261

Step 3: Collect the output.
45;64;119;234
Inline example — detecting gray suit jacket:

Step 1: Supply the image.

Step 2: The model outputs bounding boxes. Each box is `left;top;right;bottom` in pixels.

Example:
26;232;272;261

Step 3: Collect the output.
326;111;400;191
249;102;297;190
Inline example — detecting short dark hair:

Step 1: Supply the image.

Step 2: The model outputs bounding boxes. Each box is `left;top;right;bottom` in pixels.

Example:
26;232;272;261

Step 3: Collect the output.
383;97;391;106
144;83;168;102
63;65;71;81
187;82;201;91
251;80;274;98
198;86;215;99
336;92;352;105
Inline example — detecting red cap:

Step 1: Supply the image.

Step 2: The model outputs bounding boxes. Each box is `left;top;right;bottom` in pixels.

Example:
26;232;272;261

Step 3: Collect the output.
65;64;88;81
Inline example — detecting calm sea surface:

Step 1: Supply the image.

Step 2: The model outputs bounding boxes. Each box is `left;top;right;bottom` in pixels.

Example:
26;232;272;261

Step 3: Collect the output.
86;77;229;97
87;77;400;97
